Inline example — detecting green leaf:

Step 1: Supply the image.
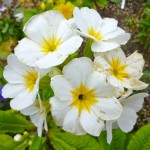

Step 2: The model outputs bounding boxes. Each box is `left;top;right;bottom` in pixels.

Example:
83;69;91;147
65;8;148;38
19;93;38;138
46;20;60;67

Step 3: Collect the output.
142;70;150;79
29;136;46;150
98;129;131;150
0;134;28;150
49;126;100;150
0;110;34;133
0;67;3;79
127;124;150;150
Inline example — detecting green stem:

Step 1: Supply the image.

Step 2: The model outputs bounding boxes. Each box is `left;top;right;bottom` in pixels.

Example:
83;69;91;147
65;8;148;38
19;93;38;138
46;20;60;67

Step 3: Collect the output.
83;38;93;58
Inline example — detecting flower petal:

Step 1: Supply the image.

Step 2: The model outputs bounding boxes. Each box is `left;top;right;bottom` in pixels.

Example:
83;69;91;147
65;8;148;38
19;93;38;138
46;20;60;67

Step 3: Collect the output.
23;11;65;43
10;83;38;110
92;97;122;120
63;57;93;88
101;18;118;36
57;35;83;55
125;51;144;78
122;78;148;90
86;71;117;97
15;38;45;67
106;121;113;144
117;107;137;132
21;102;39;115
63;107;86;135
107;33;131;45
73;7;102;33
2;83;25;98
51;75;73;101
50;97;70;126
36;52;68;68
103;27;125;40
6;54;29;76
3;66;24;84
123;93;148;112
80;110;104;136
92;41;119;52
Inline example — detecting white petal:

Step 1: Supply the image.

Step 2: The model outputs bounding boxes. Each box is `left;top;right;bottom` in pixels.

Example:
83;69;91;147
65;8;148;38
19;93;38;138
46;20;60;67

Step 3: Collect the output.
6;54;29;75
63;57;93;88
117;107;137;132
106;47;126;62
50;97;70;126
10;85;38;110
92;41;119;52
21;102;38;115
123;93;148;112
86;71;117;97
23;11;65;43
63;107;86;135
94;56;110;71
123;78;148;90
103;27;125;40
51;75;73;101
101;18;118;36
2;83;25;98
80;110;104;136
107;74;123;88
3;66;24;84
125;51;144;78
36;52;68;68
73;7;102;33
106;121;113;144
107;33;131;45
92;97;122;120
15;38;45;67
57;35;83;55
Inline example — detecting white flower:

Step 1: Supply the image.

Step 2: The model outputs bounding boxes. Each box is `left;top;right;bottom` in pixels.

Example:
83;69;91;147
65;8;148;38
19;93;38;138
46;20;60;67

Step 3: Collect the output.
94;47;148;90
15;10;83;69
50;57;122;136
21;97;48;137
2;54;48;110
73;7;130;52
14;12;24;22
106;92;148;144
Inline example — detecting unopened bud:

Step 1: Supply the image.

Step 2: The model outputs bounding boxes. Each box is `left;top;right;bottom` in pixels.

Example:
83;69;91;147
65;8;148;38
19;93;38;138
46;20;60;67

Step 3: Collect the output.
14;134;22;141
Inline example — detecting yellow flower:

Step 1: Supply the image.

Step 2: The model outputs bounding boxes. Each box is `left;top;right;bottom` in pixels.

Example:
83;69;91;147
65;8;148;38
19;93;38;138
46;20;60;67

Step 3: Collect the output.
54;2;74;19
40;2;46;10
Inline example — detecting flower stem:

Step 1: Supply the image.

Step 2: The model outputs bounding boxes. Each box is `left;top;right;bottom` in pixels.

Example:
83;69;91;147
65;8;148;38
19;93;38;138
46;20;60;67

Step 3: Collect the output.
83;38;93;58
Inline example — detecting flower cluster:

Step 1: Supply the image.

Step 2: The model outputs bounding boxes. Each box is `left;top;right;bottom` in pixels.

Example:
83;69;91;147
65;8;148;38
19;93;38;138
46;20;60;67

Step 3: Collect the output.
2;7;148;143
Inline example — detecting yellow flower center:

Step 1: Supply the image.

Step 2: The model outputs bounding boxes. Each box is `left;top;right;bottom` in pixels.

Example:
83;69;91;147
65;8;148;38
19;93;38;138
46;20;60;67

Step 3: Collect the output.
109;58;129;81
70;84;98;115
88;27;103;41
41;36;61;53
23;71;38;92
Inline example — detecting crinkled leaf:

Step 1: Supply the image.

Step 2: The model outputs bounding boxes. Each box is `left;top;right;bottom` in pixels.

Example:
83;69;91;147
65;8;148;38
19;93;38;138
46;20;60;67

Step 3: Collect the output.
127;124;150;150
0;110;34;133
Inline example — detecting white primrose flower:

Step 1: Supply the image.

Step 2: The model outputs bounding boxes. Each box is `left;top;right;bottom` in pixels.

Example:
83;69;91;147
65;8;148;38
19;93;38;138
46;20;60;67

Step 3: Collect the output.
94;47;148;90
73;7;130;52
105;92;148;144
15;10;83;69
21;97;48;137
2;54;48;110
50;57;122;136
